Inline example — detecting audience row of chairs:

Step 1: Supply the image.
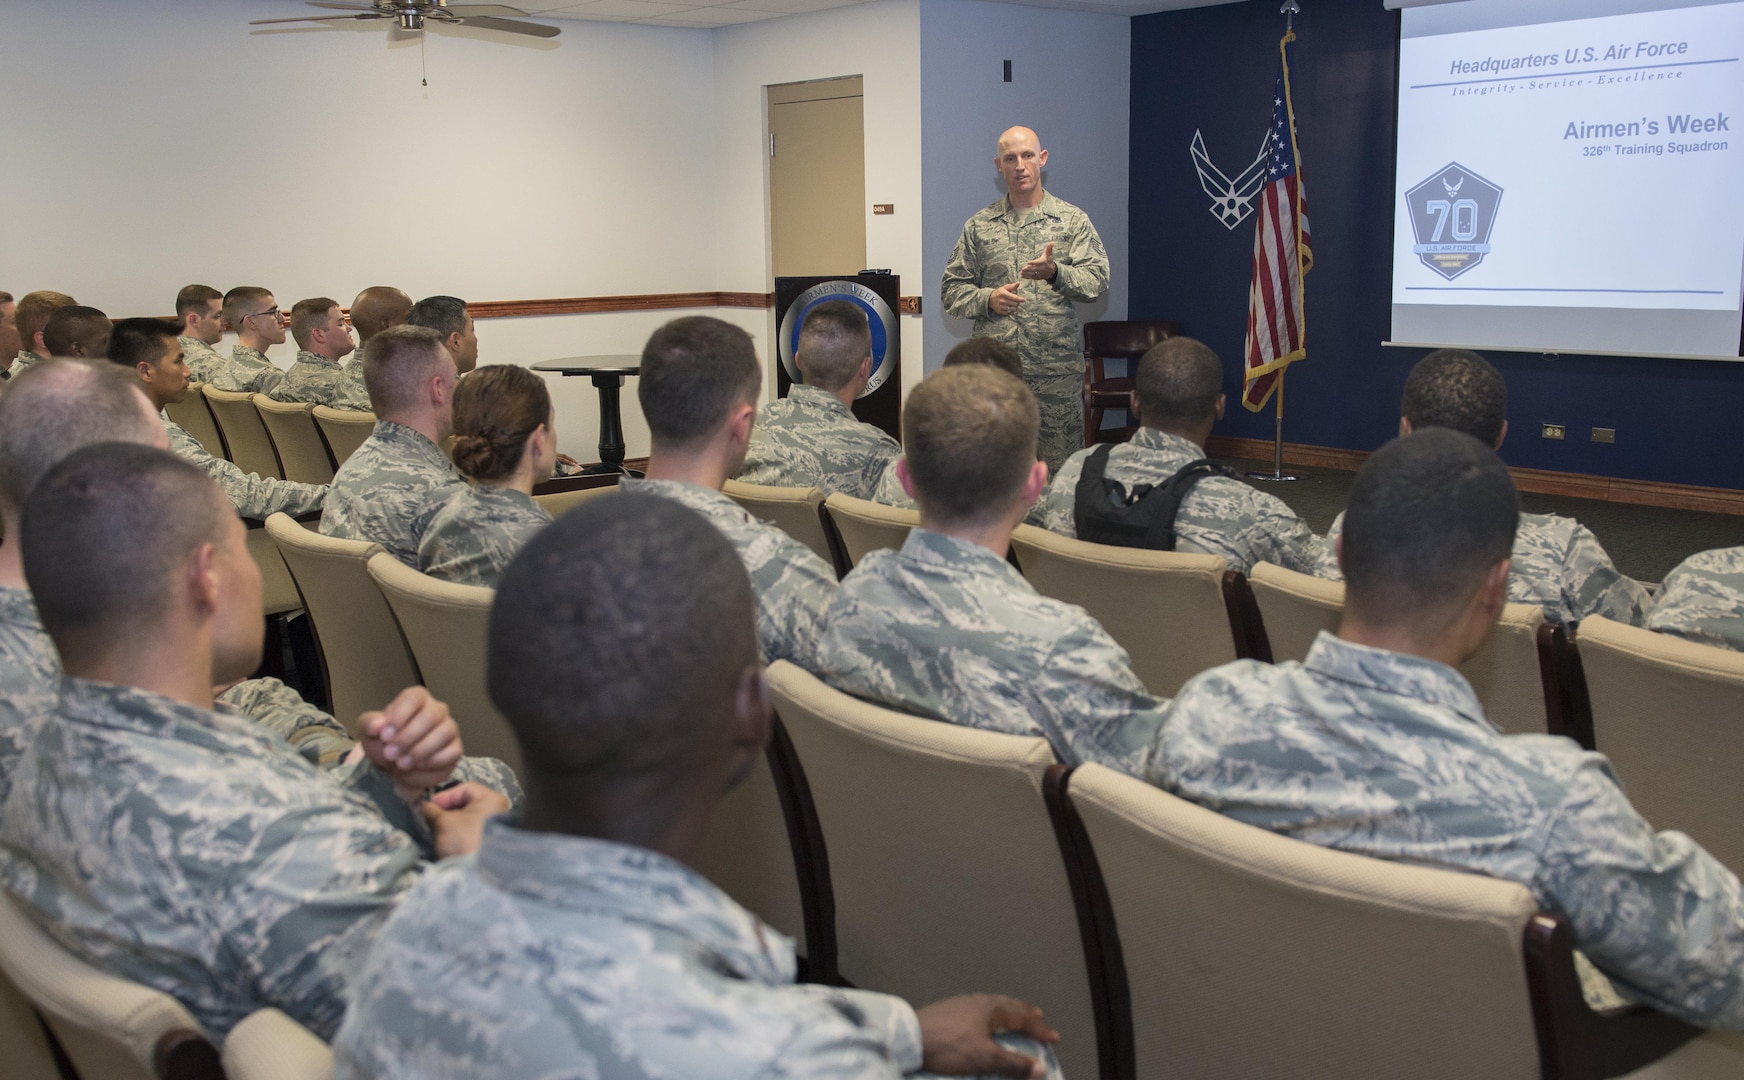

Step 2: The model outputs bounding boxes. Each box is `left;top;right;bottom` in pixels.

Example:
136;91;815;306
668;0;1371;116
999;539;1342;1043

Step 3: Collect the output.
165;384;375;485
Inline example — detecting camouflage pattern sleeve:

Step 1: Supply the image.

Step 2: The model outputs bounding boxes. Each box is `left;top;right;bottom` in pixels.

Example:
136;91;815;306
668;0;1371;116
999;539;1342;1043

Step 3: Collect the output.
163;417;327;519
1559;522;1650;626
1646;547;1744;651
1038;616;1168;775
749;528;839;671
1049;210;1109;305
1223;487;1326;576
870;456;918;510
218;677;355;769
941;221;994;320
1035;448;1092;537
1535;756;1744;1029
1314;511;1347;581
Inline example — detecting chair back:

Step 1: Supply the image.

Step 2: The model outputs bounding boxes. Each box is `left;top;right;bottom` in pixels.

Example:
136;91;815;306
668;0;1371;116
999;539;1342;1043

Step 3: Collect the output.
1081;321;1180;446
221;1009;332;1080
366;553;521;778
0;894;222;1080
533;484;618;518
1082;320;1180;362
311;407;376;469
266;514;419;728
1063;763;1543;1079
164;385;227;460
1249;563;1552;734
0;972;62;1080
246;523;303;617
1571;616;1744;875
253;397;336;485
722;480;834;567
767;661;1104;1080
1009;524;1240;696
202;386;283;480
819;494;919;575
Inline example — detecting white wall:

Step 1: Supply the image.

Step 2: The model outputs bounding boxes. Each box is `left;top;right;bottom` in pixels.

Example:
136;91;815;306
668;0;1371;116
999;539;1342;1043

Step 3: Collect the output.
0;0;723;460
919;0;1131;371
713;0;927;402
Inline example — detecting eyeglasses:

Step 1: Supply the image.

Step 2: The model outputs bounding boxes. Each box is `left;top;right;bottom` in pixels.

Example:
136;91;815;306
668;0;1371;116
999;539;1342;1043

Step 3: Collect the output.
244;307;282;321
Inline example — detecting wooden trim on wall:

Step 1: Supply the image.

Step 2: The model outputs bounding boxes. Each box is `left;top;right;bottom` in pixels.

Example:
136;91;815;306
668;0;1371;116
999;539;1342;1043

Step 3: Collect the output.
146;291;922;323
1205;435;1744;517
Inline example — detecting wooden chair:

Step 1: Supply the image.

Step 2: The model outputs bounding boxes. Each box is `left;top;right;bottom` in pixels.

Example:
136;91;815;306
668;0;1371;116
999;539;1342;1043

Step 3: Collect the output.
311;406;376;469
1562;616;1744;876
1009;524;1249;696
1081;320;1178;446
220;1009;331;1080
164;384;227;460
818;493;919;578
366;553;522;779
1057;763;1720;1080
252;396;336;485
202;386;283;480
1247;562;1558;736
767;661;1111;1080
0;894;224;1080
266;514;420;730
722;479;835;568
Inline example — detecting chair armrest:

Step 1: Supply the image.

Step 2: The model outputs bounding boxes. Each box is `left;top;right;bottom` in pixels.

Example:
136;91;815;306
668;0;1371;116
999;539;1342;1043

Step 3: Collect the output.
153;1026;224;1080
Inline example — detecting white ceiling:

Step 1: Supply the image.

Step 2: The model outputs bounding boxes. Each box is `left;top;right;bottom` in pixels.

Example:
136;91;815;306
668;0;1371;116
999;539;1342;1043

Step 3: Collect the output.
519;0;1241;30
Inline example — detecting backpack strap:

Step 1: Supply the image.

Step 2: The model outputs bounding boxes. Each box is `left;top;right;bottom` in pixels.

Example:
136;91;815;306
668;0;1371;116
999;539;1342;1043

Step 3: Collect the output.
1073;446;1237;551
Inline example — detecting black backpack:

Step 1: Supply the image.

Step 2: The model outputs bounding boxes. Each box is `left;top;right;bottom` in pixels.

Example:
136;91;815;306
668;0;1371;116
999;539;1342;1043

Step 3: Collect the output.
1073;443;1235;551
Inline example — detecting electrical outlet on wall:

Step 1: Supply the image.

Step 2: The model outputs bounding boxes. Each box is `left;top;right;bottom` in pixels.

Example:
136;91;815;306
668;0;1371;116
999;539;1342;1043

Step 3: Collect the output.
1592;427;1616;444
1541;423;1566;440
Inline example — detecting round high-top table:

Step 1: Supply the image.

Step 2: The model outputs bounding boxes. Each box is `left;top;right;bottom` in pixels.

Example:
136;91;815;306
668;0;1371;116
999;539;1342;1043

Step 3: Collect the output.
531;356;640;474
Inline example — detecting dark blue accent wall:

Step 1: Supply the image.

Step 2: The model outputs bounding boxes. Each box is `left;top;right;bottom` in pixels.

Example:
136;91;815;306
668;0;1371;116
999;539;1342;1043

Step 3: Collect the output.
1129;0;1744;490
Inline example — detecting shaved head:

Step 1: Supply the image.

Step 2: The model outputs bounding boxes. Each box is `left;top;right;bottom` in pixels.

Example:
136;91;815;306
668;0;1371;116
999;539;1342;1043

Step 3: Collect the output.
997;125;1040;154
350;286;413;346
0;359;164;519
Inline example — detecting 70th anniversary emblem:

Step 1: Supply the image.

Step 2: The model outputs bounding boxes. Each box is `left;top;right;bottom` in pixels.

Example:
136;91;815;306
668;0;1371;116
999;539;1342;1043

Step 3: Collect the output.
1405;163;1503;280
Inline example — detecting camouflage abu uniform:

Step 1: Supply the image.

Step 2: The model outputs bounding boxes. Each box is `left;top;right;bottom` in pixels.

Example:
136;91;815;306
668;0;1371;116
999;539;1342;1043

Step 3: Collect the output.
321;420;464;567
268;350;372;411
1035;428;1325;575
178;337;230;386
737;384;902;500
620;478;837;671
204;343;285;395
0;586;59;806
818;529;1165;774
8;351;45;378
162;414;327;520
941;191;1109;474
0;678;432;1044
1646;546;1744;651
416;485;552;589
333;821;1061;1079
1315;510;1648;626
869;457;916;510
1152;632;1744;1030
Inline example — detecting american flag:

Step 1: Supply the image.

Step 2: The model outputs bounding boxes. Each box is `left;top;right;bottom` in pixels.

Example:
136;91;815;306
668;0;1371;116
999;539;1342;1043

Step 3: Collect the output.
1242;30;1312;412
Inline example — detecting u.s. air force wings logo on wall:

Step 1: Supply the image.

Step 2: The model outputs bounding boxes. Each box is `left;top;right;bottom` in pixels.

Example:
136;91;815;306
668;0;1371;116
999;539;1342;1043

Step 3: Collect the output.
1190;129;1272;230
778;280;897;397
1406;164;1503;280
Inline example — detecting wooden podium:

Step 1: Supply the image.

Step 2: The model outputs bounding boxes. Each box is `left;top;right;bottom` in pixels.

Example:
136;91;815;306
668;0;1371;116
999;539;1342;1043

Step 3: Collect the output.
773;274;902;440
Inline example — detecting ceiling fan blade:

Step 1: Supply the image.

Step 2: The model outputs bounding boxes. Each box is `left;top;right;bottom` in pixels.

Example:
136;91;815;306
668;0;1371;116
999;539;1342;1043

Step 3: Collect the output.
249;14;378;24
444;4;534;16
302;1;387;10
450;14;561;36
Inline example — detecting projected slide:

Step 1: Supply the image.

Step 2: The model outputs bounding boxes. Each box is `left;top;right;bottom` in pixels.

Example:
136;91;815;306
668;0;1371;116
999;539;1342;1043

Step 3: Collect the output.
1393;1;1744;358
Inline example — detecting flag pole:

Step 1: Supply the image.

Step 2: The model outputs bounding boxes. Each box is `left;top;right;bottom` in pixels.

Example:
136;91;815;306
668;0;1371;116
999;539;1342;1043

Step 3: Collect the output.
1247;0;1309;483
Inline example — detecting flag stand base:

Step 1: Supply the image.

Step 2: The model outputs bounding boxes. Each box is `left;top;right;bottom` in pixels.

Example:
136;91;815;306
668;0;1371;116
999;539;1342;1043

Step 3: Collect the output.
1247;469;1308;482
1246;410;1307;482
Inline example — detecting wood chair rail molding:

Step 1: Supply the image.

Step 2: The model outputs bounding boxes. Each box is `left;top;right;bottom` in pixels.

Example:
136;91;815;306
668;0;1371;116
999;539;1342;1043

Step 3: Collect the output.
147;292;923;321
1205;435;1744;517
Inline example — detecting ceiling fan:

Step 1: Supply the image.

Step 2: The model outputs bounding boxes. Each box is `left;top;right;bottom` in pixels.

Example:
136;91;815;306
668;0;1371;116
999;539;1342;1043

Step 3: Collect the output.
250;1;562;38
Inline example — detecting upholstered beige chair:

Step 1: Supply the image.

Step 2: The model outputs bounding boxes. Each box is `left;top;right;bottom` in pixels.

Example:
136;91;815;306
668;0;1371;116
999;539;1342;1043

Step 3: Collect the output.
253;397;336;485
1571;616;1744;876
311;406;376;469
818;493;919;576
1060;763;1721;1080
766;661;1106;1080
266;514;420;729
1248;562;1553;735
203;386;283;480
366;553;521;778
246;523;304;620
221;1009;332;1080
1009;523;1243;696
0;971;62;1080
533;482;618;518
722;479;834;567
0;895;222;1080
164;384;227;459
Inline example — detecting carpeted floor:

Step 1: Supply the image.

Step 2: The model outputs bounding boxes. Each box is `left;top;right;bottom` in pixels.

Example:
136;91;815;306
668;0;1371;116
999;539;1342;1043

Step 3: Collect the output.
1215;456;1744;586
